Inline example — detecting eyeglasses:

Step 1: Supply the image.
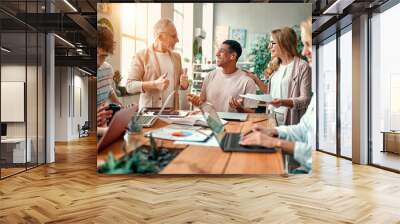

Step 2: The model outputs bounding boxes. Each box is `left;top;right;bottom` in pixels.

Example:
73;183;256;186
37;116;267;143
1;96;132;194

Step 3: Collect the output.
268;41;277;48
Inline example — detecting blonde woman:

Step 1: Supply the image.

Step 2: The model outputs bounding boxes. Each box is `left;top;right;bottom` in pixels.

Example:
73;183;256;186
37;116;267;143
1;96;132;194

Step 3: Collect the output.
240;18;314;173
247;27;311;126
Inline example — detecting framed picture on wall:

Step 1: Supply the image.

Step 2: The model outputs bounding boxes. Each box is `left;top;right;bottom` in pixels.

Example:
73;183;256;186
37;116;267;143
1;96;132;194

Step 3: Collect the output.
230;28;247;48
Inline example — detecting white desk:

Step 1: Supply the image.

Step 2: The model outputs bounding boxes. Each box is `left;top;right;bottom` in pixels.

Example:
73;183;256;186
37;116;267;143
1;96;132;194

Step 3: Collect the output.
1;138;32;163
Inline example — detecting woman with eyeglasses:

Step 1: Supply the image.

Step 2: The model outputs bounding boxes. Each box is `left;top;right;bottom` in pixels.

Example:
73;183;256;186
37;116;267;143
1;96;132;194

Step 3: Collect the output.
240;18;314;173
246;27;311;126
126;18;189;110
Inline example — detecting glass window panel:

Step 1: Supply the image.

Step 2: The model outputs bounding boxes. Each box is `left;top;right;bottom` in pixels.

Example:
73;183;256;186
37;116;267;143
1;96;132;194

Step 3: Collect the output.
27;32;38;168
339;29;352;158
371;3;400;171
121;4;136;36
318;36;337;154
1;31;27;177
136;4;147;40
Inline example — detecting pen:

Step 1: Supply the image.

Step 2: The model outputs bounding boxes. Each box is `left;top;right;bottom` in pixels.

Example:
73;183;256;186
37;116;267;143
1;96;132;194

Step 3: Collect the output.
252;118;268;124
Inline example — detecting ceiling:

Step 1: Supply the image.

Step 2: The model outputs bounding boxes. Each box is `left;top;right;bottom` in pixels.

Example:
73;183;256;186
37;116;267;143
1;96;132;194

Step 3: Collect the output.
311;0;390;43
0;0;96;74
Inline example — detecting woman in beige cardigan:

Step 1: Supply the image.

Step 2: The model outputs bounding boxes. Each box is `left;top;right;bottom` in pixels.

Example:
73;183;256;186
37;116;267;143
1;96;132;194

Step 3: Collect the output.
246;27;311;125
126;18;189;110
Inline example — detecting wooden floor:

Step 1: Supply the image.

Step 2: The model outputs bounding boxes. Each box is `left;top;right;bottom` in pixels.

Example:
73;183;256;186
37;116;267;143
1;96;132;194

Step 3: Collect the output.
1;135;400;223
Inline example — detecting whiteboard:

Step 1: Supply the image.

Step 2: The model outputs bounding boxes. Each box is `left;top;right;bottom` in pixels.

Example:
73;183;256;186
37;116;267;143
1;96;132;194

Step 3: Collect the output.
1;82;25;122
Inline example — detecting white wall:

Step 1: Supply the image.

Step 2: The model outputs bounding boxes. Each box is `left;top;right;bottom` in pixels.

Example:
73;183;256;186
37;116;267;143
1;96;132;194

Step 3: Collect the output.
54;67;89;141
212;3;311;60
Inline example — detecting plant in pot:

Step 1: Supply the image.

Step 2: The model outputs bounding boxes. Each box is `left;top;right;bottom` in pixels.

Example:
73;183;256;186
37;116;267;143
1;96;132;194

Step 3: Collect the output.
98;134;180;174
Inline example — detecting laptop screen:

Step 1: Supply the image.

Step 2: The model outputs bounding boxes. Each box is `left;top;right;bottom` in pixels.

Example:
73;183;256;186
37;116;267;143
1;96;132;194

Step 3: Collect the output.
200;103;225;143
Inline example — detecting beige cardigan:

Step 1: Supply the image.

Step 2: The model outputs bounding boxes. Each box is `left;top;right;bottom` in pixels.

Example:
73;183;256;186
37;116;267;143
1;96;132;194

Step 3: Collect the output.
126;46;183;110
268;57;312;125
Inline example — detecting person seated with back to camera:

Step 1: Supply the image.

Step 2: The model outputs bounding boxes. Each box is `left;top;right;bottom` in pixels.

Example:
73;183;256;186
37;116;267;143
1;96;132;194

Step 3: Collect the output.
97;25;124;136
187;40;258;112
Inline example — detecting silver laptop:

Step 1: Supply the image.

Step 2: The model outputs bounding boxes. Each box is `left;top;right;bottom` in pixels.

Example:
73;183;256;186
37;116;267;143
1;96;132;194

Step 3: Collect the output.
137;90;175;128
200;103;275;153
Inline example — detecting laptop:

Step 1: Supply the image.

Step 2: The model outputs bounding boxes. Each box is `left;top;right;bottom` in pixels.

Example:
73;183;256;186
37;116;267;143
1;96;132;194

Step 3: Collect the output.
136;90;175;127
97;105;138;152
200;103;276;153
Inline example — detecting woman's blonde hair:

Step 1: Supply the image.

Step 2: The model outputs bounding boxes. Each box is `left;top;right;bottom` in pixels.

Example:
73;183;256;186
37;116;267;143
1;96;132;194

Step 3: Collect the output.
153;18;175;38
264;57;280;77
301;17;312;45
271;27;299;59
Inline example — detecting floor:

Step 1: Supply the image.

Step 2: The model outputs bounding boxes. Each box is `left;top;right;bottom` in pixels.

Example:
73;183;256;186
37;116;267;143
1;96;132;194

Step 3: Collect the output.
0;135;399;223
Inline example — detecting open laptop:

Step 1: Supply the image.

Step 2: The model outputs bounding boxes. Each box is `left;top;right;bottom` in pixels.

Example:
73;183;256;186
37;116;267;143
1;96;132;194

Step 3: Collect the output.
200;103;276;153
97;105;138;152
136;90;175;127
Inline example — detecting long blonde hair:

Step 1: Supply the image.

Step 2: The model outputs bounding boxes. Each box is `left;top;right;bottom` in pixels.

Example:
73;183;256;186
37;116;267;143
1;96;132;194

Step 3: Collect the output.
271;27;299;59
301;17;312;45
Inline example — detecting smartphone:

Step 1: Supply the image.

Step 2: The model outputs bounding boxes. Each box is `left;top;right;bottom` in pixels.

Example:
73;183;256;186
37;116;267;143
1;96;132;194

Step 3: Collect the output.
108;103;121;115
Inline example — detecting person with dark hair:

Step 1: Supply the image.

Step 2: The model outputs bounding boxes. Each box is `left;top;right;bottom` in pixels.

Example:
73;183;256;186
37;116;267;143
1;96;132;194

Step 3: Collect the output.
97;25;123;136
187;40;257;112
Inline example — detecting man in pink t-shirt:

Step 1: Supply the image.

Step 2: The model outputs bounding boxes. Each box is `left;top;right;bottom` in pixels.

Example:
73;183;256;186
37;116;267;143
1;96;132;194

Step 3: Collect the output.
188;40;257;112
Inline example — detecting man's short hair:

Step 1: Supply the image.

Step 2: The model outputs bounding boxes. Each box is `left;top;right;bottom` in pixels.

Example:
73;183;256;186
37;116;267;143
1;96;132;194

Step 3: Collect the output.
98;25;115;54
153;18;175;38
222;40;242;60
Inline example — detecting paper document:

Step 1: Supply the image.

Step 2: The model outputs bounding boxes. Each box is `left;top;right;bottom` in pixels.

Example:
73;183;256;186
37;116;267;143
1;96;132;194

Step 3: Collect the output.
175;136;219;147
175;130;219;147
164;124;202;131
163;114;227;127
240;94;273;102
145;128;210;142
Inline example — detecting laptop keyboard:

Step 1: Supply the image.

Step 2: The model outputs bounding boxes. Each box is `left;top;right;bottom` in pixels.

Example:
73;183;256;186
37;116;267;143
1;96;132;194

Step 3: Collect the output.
222;133;240;148
137;115;155;125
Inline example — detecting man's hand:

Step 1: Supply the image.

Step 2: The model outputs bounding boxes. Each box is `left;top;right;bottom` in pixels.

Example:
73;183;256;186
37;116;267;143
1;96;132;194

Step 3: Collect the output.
97;104;113;127
152;73;169;91
180;68;189;89
187;93;203;107
229;96;244;112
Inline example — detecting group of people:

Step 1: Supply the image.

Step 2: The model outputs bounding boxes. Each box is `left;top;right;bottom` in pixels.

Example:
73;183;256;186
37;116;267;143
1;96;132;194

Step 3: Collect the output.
97;17;314;173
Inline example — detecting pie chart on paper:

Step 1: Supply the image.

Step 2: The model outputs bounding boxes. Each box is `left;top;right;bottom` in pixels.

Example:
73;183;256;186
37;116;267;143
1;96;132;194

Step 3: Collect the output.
171;131;193;137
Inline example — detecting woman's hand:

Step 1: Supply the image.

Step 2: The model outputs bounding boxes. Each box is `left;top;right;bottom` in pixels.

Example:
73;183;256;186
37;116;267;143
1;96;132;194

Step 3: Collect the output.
244;70;259;82
269;98;282;108
241;124;278;138
97;104;113;127
239;129;280;148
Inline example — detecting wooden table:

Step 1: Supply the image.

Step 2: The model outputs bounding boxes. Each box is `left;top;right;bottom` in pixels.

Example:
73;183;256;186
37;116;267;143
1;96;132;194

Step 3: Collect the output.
98;113;284;175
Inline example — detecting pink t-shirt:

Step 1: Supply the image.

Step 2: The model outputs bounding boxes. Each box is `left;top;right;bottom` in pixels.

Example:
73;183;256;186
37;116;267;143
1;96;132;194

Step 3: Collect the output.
200;68;258;112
